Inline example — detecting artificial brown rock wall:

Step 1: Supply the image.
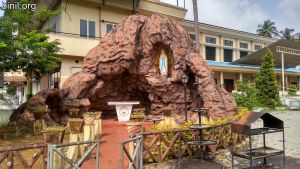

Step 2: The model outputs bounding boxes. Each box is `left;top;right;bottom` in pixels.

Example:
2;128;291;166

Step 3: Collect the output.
62;14;237;119
11;14;236;126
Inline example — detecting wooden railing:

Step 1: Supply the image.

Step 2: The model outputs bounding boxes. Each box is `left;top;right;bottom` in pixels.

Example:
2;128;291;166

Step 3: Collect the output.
0;143;48;169
141;128;197;163
140;122;244;164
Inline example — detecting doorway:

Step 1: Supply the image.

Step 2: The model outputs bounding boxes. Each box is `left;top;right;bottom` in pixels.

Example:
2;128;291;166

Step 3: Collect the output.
224;79;234;92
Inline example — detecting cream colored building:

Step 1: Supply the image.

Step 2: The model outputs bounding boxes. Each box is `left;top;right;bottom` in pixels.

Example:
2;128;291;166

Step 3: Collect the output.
14;0;300;94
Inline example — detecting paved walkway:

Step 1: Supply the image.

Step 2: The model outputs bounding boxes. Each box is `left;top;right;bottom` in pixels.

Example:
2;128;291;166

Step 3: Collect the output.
252;111;300;158
82;118;129;169
233;110;300;168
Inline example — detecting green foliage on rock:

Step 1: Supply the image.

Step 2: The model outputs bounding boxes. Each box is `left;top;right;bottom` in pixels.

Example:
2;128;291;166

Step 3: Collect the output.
288;85;298;96
42;126;65;133
232;80;260;110
255;49;280;108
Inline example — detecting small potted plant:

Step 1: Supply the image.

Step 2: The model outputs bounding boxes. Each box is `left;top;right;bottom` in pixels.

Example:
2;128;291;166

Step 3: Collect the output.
68;118;84;133
41;126;65;144
94;111;103;120
161;107;172;116
32;108;48;120
83;112;96;125
69;108;80;118
130;112;145;122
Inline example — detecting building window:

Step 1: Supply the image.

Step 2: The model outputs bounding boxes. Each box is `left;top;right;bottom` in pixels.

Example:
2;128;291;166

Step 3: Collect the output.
106;23;116;33
80;19;87;37
240;42;248;49
205;36;216;44
189;34;196;42
240;51;248;58
224;49;233;62
224;40;233;47
254;44;262;51
206;46;216;61
80;19;96;37
88;21;95;37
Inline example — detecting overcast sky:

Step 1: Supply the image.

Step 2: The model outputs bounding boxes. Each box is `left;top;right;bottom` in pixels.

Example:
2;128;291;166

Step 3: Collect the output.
1;0;299;34
0;0;4;17
161;0;300;34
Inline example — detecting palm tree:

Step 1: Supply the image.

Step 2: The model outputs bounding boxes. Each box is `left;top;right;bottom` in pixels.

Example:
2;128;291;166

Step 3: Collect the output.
257;20;279;38
192;0;200;50
280;28;295;40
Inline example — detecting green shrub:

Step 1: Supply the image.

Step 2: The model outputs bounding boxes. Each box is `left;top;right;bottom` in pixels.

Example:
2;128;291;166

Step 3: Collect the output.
6;84;15;95
0;123;31;139
232;80;260;110
288;85;298;96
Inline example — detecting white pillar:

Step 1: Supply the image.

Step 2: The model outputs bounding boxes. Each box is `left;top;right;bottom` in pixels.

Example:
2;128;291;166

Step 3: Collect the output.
286;75;289;89
281;52;285;96
239;73;243;81
220;72;224;87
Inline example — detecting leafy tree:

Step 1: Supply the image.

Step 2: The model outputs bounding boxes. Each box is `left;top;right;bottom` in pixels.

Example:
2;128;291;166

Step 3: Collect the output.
255;49;280;108
0;0;61;98
280;28;295;40
257;20;279;38
232;80;259;110
293;33;300;41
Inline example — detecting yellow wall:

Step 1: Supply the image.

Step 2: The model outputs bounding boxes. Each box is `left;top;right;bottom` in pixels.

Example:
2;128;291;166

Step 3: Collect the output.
61;0;100;36
48;33;100;57
99;6;132;37
200;33;270;61
60;56;84;86
139;0;187;19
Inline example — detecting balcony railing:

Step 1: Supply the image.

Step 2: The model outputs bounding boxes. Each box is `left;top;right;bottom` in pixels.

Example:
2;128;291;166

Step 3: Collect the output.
155;0;186;9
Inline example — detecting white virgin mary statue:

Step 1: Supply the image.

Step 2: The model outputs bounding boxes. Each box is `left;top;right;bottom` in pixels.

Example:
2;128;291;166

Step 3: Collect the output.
159;49;168;77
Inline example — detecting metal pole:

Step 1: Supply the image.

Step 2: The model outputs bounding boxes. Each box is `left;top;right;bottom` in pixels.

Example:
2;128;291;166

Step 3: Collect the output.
184;83;187;122
263;134;266;164
249;136;253;169
192;0;200;50
96;141;100;169
140;136;143;168
282;52;285;97
283;129;286;169
231;128;234;169
47;145;53;169
120;143;124;169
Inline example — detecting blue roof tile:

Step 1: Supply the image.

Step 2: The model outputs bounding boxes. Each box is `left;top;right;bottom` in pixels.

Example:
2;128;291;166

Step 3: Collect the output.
207;61;300;73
